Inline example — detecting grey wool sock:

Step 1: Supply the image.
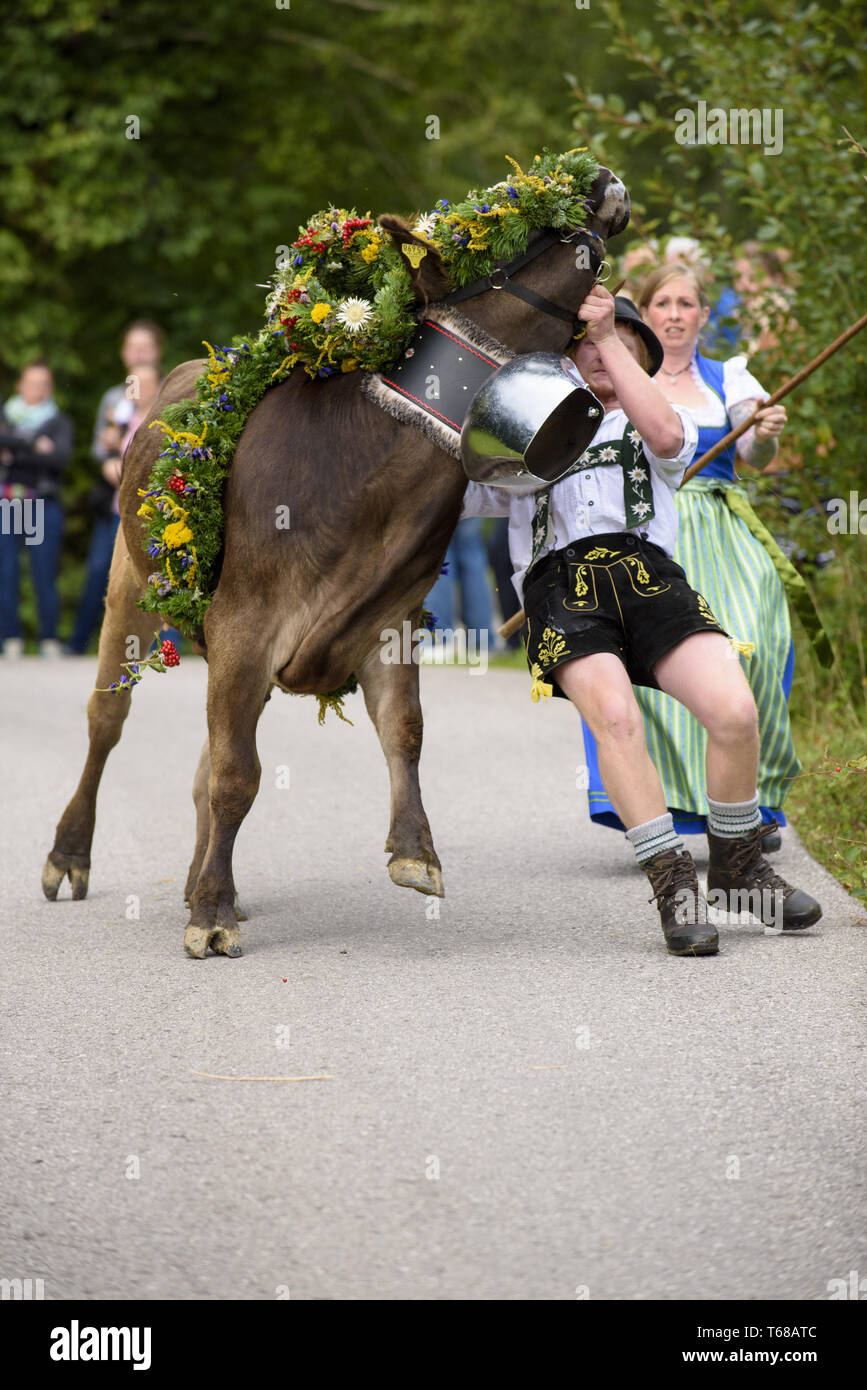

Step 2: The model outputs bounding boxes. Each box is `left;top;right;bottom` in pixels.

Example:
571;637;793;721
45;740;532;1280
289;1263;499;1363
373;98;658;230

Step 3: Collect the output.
706;792;762;838
626;813;684;865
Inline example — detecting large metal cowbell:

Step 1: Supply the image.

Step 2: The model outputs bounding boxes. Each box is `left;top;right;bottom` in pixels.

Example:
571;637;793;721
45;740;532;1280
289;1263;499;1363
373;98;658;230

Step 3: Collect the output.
460;352;604;493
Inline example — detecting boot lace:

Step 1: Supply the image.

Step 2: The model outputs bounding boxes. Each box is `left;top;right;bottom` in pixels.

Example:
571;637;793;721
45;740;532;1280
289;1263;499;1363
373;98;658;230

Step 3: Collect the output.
646;852;699;908
722;820;791;895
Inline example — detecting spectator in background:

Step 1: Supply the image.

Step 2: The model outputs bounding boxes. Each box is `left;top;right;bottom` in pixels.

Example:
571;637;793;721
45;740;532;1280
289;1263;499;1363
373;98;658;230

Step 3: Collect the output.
620;237;741;351
486;519;522;650
66;363;163;654
733;242;796;356
65;320;164;655
664;236;742;353
620;241;660;301
0;361;74;658
421;518;495;656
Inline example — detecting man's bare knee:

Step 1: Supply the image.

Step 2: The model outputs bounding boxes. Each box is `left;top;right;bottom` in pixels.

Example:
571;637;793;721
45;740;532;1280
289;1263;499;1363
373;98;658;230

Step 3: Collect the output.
706;692;759;743
595;701;644;746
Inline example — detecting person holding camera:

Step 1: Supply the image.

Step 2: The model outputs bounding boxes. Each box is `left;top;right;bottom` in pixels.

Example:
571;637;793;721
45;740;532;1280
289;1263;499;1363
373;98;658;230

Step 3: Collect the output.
66;321;163;655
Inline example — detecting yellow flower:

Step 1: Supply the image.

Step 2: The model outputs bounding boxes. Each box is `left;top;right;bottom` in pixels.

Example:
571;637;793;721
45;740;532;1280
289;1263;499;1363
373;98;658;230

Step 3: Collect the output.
360;241;380;264
341;357;358;373
137;503;154;519
163;520;193;550
311;302;331;324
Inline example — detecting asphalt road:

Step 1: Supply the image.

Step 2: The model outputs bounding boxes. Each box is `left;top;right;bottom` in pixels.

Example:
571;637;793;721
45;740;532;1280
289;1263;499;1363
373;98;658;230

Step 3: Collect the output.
1;655;864;1301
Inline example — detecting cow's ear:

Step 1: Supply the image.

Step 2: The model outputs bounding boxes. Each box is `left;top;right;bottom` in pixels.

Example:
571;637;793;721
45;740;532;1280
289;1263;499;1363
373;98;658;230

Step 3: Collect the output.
378;214;452;304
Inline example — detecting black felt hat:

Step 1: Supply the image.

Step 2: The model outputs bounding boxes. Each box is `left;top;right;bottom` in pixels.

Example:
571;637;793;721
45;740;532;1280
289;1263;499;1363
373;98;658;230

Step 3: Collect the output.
613;295;664;376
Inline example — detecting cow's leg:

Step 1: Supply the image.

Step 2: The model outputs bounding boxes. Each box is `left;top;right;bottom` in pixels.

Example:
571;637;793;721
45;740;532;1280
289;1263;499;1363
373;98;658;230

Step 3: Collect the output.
183;628;269;958
356;641;444;898
42;529;158;901
184;736;248;923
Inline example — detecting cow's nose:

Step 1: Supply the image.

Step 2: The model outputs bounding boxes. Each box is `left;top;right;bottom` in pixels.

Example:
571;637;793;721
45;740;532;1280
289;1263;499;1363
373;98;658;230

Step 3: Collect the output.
603;174;631;237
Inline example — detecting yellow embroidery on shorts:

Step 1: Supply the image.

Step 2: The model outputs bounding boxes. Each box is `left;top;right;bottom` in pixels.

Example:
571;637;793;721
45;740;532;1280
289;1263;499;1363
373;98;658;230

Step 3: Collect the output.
537;627;567;666
622;554;668;596
696;592;719;625
563;563;599;611
583;546;619;562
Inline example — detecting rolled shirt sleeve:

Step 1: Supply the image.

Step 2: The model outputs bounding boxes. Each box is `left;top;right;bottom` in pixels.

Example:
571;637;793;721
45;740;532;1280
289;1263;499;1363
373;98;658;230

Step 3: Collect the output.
642;403;698;483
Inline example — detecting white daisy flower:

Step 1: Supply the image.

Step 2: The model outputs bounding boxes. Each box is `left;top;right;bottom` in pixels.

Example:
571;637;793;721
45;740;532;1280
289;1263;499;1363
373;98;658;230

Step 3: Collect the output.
633;500;652;518
598;446;619;462
413;213;438;241
627;466;649;482
336;297;373;334
628;429;641;445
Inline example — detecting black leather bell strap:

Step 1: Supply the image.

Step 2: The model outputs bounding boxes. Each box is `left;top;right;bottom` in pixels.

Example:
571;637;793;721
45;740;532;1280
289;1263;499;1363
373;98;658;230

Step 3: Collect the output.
443;225;604;334
380;319;504;434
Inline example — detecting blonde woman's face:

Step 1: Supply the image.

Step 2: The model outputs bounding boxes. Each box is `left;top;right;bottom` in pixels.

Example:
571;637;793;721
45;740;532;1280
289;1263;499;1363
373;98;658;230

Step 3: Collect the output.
642;275;709;352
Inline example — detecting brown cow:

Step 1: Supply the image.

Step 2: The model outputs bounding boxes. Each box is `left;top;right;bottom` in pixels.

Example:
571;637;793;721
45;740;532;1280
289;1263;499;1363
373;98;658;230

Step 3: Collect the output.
42;168;629;956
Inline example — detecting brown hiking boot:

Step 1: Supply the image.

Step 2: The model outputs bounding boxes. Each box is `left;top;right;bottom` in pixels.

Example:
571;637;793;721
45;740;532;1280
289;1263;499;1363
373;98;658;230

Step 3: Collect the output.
642;849;719;957
706;819;821;931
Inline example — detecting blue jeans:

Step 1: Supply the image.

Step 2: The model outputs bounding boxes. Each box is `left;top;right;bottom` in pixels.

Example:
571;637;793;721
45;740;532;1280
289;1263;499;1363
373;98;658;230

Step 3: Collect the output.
0;497;64;641
67;513;120;653
424;517;493;642
67;515;184;655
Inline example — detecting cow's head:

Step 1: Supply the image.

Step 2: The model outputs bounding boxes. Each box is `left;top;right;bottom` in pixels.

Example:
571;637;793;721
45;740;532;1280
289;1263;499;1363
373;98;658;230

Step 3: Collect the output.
379;166;630;356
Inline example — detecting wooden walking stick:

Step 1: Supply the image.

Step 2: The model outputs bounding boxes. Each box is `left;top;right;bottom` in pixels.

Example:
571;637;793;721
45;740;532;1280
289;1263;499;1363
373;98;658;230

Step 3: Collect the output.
498;307;867;641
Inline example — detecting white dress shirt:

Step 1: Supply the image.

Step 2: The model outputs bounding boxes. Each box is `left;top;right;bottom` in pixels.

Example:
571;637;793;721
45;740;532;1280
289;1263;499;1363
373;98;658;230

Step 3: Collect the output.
461;400;698;606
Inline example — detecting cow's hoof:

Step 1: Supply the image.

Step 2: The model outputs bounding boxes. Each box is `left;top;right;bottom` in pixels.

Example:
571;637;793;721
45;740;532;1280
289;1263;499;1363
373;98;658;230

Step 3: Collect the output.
41;857;66;901
233;894;248;922
211;926;243;957
184;923;244;958
41;856;90;901
69;867;90;900
184;926;212;959
388;857;444;898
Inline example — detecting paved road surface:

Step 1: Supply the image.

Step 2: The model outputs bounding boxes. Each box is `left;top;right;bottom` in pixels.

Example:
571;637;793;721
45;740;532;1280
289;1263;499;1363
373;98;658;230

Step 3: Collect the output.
1;656;864;1300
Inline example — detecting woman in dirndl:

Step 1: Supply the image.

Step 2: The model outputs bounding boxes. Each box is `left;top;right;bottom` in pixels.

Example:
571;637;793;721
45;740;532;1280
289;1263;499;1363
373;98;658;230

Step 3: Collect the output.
581;262;802;850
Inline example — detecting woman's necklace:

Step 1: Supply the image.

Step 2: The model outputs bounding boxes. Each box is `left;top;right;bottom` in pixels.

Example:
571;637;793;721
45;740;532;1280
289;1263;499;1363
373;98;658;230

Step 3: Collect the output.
662;362;692;384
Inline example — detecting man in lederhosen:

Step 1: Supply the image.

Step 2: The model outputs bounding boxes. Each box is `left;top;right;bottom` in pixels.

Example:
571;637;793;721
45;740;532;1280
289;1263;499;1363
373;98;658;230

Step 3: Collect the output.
461;286;821;957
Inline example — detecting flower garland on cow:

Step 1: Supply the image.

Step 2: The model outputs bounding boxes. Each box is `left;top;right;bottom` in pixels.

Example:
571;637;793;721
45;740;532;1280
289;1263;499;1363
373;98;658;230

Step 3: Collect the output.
134;148;600;717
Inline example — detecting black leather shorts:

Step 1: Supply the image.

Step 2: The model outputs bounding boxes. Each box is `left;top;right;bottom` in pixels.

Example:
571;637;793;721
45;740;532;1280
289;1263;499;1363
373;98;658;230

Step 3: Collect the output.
523;531;727;697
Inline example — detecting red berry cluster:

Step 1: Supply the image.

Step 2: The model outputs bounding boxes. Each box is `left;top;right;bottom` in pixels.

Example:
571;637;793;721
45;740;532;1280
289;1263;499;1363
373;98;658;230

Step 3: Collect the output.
341;217;372;245
160;640;180;668
168;474;187;494
280;287;305;331
292;227;328;255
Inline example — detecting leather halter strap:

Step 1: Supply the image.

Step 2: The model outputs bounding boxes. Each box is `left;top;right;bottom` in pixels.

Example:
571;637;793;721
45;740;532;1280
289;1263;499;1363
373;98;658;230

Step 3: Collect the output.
442;223;605;333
